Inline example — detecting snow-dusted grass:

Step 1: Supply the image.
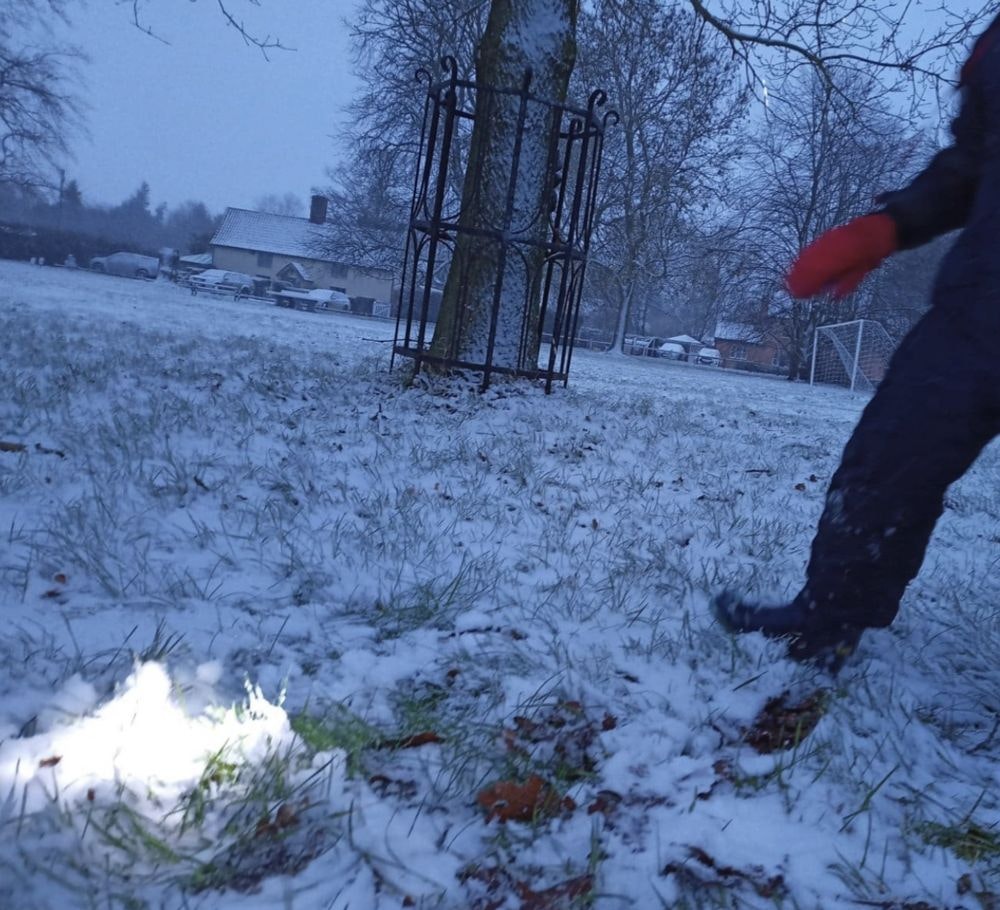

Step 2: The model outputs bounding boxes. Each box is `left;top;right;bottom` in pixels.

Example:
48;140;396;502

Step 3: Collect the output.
1;259;999;908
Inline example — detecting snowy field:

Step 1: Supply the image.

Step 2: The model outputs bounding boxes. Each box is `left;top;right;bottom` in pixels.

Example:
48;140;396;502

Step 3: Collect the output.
1;258;999;909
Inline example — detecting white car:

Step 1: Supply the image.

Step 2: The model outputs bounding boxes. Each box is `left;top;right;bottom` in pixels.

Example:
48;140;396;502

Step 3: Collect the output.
657;342;686;360
187;269;257;297
271;287;351;312
696;346;722;366
90;251;160;279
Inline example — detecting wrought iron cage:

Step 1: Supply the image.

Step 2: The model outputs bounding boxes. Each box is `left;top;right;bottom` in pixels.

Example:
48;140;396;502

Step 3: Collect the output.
391;57;616;392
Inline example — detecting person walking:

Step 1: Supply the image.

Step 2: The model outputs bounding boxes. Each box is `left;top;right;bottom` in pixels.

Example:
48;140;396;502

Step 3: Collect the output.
713;15;1000;672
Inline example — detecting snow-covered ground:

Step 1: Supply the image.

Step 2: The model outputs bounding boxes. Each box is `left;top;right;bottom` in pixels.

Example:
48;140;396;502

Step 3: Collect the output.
1;258;999;909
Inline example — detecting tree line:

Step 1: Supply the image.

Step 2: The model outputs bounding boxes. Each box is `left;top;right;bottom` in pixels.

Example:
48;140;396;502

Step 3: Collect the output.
0;179;220;258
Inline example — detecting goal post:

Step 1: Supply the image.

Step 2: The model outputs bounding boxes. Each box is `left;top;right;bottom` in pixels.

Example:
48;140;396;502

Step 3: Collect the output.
810;319;896;392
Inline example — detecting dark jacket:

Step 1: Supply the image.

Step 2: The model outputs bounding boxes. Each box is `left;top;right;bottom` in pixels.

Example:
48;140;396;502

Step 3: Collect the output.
878;16;1000;252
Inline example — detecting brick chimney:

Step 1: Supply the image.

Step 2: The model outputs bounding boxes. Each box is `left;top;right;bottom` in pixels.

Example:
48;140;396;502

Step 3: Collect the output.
309;194;328;224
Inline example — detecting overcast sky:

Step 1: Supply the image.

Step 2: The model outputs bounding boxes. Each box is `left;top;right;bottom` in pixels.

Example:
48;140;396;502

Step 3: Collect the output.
61;1;359;214
58;1;985;217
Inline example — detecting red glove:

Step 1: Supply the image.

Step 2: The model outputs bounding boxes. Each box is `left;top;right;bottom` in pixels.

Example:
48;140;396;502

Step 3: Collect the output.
786;214;898;299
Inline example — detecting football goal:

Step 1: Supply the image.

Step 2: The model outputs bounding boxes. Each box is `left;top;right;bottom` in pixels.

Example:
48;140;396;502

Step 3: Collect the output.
810;319;896;392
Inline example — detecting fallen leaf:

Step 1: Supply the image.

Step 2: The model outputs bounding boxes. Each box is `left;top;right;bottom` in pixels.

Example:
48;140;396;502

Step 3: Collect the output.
38;756;62;768
744;691;827;754
519;873;593;910
587;789;623;818
476;775;563;823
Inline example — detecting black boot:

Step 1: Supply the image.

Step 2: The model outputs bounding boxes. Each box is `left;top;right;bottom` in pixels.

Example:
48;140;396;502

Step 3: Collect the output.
711;590;863;673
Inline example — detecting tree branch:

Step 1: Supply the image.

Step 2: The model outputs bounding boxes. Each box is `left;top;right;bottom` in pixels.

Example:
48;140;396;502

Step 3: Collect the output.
686;0;1000;102
128;0;293;57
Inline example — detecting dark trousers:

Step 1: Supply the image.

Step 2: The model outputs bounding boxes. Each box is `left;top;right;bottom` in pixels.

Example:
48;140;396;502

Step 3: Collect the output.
798;303;1000;628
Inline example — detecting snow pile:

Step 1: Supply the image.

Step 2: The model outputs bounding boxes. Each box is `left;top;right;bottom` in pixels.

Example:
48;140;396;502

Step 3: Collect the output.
0;658;356;906
0;662;295;817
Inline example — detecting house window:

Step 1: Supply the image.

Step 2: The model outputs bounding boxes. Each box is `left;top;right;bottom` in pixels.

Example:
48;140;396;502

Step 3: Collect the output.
330;263;348;279
256;252;273;268
330;286;346;293
772;349;789;367
730;343;748;360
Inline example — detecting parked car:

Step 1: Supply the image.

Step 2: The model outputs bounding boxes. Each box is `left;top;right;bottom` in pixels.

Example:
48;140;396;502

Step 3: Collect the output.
624;336;666;356
271;287;351;312
696;346;722;366
90;251;160;279
313;289;351;311
657;341;686;360
186;269;257;297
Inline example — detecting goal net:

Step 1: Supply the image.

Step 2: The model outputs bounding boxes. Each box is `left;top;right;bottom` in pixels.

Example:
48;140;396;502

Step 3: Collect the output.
810;319;896;392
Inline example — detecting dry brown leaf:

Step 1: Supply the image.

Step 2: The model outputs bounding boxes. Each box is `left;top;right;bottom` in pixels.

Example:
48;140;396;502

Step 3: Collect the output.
476;775;562;823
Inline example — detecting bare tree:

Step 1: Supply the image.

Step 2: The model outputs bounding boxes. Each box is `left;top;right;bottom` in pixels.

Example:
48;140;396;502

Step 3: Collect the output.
0;0;81;190
320;0;485;275
323;147;409;270
666;221;759;341
346;0;483;163
685;0;1000;106
577;0;747;352
736;70;920;378
128;0;289;57
253;192;305;217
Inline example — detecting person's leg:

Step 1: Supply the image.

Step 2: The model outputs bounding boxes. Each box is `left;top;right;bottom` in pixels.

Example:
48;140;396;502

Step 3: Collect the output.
715;305;1000;668
800;307;999;627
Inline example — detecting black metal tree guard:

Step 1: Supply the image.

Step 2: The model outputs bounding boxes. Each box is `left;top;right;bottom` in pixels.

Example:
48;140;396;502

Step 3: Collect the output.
391;57;616;392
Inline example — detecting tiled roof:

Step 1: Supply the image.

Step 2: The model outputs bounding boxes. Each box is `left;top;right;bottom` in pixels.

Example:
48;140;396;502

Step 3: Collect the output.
211;208;335;262
179;252;212;266
712;321;763;343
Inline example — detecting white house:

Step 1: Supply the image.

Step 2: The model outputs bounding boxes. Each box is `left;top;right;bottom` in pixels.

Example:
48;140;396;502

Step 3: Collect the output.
209;196;395;313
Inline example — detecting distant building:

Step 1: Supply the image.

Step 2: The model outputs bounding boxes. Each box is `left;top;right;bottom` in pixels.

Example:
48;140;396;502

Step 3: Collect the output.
707;321;788;372
209;195;395;313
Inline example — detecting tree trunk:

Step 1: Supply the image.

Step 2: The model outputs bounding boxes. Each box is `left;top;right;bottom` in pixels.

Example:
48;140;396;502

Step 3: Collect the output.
429;0;579;372
611;279;633;354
